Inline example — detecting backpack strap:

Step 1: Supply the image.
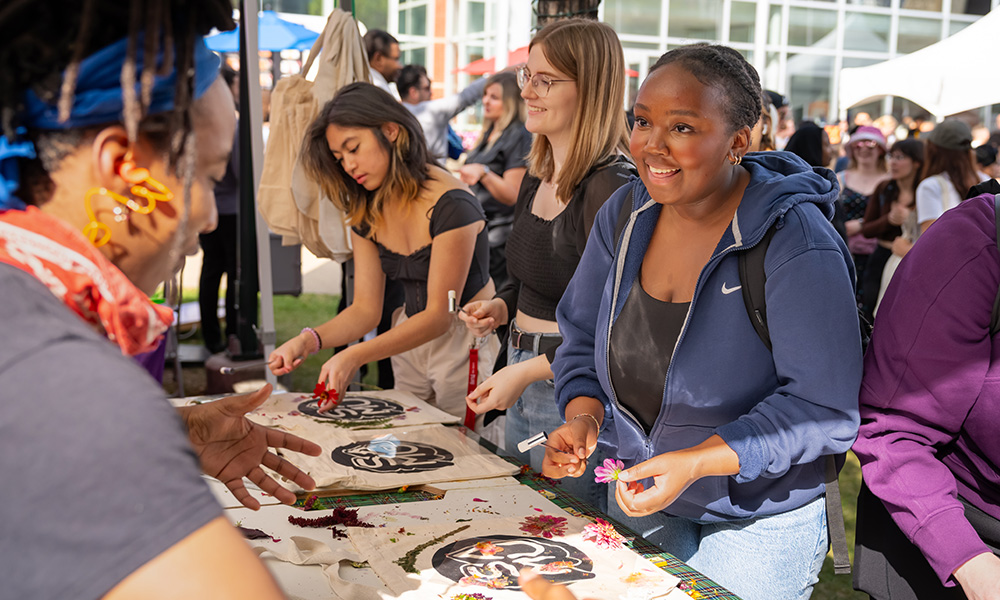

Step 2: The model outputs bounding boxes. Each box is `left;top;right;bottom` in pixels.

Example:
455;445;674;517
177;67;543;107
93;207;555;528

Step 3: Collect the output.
738;225;778;352
991;194;1000;336
613;187;636;250
737;221;852;575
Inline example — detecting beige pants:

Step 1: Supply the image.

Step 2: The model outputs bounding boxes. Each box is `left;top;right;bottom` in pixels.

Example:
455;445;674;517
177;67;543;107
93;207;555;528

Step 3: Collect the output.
390;308;500;423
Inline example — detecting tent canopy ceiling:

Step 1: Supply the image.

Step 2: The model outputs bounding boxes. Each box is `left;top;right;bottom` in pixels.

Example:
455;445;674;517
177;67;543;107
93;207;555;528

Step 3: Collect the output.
839;8;1000;118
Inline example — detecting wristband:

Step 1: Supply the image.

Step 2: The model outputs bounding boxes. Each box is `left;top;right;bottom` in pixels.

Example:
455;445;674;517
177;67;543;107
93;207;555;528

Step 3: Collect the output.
572;412;601;432
301;327;322;355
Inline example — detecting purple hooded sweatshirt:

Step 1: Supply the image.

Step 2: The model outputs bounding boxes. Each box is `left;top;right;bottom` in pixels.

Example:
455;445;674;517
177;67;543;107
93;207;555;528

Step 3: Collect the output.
854;193;1000;586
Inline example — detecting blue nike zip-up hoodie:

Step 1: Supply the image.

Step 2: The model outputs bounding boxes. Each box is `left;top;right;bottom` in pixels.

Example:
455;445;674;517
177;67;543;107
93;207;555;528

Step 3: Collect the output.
552;152;862;522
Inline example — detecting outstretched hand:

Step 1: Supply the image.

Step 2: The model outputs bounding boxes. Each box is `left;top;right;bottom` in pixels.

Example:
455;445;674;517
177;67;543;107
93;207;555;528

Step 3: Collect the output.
178;384;322;510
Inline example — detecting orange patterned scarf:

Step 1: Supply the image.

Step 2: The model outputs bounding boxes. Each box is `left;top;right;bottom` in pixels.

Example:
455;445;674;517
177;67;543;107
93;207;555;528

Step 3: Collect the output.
0;206;173;355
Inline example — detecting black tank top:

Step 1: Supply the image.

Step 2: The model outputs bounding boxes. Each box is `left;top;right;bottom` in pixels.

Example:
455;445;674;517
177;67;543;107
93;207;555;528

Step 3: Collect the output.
609;276;689;435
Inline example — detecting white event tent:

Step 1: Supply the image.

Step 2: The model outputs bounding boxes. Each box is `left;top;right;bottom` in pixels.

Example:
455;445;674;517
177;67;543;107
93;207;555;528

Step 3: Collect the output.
839;7;1000;119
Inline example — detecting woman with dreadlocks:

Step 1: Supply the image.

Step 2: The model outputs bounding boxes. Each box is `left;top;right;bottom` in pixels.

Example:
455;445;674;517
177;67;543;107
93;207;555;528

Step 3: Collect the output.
0;1;319;596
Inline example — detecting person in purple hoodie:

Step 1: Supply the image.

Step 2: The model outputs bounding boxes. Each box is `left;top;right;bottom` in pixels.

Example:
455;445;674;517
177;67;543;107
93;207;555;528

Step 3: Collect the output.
853;192;1000;600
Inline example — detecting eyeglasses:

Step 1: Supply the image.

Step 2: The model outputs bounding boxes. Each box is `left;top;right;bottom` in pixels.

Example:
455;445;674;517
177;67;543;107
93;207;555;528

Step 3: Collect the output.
853;140;880;149
516;66;573;98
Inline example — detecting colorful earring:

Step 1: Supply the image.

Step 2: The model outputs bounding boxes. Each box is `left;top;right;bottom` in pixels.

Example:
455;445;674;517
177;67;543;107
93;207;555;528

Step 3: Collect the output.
83;160;175;247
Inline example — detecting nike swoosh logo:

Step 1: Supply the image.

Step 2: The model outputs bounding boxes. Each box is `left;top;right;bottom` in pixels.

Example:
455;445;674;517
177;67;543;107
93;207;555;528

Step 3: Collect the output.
721;283;742;295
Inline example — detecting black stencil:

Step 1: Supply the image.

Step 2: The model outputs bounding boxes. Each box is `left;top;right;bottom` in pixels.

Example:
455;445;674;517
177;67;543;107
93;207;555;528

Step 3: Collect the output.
432;535;595;590
330;440;454;473
298;394;404;422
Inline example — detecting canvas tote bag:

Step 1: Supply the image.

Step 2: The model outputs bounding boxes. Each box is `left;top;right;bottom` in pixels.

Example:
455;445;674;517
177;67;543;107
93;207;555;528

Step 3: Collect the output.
257;9;369;261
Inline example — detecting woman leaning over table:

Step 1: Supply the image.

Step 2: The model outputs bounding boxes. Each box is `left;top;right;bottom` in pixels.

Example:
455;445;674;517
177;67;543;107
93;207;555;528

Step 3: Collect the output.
458;18;633;511
0;0;321;596
269;83;498;422
543;44;862;600
457;71;532;290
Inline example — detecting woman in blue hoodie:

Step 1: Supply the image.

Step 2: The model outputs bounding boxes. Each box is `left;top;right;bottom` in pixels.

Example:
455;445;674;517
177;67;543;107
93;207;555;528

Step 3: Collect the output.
544;45;862;600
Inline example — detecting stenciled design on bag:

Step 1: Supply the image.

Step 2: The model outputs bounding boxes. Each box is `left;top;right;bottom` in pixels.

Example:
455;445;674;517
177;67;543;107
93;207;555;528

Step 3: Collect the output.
298;394;405;424
432;535;595;590
330;440;455;473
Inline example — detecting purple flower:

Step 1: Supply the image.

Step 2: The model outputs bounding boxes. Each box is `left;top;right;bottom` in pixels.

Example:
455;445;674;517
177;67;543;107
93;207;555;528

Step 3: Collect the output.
594;458;625;483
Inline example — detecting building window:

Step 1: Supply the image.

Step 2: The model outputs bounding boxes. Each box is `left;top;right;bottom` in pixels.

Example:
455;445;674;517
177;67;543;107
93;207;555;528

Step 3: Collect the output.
896;16;940;53
951;0;991;15
399;3;428;36
900;0;943;11
467;1;486;34
729;1;757;44
842;12;890;53
604;0;662;36
787;7;838;48
786;53;834;122
668;0;724;40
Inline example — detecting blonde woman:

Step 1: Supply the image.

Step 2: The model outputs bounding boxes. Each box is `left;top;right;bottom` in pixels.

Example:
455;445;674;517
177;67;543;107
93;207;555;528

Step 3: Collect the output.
270;83;498;421
458;71;532;288
460;19;633;510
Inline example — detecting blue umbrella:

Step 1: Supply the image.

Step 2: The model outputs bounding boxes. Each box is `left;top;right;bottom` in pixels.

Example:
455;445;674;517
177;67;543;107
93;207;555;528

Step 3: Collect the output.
206;11;319;53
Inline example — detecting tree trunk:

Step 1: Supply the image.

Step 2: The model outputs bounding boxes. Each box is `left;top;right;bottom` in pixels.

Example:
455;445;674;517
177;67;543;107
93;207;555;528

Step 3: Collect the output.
535;0;601;28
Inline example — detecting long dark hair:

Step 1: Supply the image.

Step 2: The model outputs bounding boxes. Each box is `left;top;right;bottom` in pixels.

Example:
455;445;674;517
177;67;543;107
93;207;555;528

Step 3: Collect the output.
922;140;980;200
872;138;924;209
784;121;827;167
301;82;437;236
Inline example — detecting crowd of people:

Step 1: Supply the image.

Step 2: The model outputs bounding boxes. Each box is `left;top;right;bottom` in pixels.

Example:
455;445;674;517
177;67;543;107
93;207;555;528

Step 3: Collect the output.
2;2;999;599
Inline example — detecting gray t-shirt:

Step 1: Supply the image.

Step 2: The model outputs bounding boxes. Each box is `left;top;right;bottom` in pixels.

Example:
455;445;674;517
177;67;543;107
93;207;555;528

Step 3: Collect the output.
0;264;222;599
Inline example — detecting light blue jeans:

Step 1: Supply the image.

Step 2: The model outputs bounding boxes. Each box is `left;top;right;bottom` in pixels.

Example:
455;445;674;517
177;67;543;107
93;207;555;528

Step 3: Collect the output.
608;492;828;600
504;343;609;513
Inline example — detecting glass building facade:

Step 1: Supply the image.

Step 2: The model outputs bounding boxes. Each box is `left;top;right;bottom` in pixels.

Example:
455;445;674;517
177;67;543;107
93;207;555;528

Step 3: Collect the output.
389;0;997;124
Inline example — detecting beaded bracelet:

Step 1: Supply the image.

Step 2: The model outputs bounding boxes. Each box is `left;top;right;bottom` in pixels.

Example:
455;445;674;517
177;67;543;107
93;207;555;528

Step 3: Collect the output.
301;327;322;355
572;412;601;431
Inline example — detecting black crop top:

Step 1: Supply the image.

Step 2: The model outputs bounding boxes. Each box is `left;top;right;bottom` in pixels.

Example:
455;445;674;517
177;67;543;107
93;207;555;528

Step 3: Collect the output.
353;189;490;316
496;156;634;322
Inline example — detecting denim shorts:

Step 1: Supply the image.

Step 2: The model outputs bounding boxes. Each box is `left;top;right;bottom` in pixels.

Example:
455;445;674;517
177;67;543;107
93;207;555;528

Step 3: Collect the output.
503;340;609;513
608;492;828;600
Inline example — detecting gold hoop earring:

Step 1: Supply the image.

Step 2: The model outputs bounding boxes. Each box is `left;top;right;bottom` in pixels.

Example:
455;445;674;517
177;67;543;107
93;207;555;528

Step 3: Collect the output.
83;165;175;247
729;154;743;166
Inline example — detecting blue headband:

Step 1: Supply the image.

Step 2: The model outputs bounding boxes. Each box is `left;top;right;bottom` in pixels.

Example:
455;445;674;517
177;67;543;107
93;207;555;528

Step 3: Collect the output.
0;35;220;210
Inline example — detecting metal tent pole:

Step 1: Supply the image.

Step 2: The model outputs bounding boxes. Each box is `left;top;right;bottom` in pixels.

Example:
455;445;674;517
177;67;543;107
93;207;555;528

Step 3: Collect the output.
237;0;277;385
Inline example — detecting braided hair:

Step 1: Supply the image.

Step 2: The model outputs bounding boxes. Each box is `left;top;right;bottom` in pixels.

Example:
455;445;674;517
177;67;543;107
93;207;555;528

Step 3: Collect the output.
650;44;762;134
0;0;232;267
0;0;233;166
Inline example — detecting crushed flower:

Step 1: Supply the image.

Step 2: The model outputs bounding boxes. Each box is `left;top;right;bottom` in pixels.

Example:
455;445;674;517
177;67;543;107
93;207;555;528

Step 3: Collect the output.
288;507;374;529
302;495;320;510
594;458;626;483
538;560;575;573
449;594;491;600
460;574;510;589
581;518;626;550
237;526;281;543
519;515;568;538
474;541;503;556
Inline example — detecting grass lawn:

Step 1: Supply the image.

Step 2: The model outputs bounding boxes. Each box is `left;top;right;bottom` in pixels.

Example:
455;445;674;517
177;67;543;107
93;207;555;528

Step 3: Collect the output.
166;291;867;599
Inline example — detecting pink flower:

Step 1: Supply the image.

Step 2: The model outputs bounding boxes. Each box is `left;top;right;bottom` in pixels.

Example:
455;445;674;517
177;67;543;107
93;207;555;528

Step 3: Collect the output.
582;518;627;550
594;458;625;483
519;515;568;538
